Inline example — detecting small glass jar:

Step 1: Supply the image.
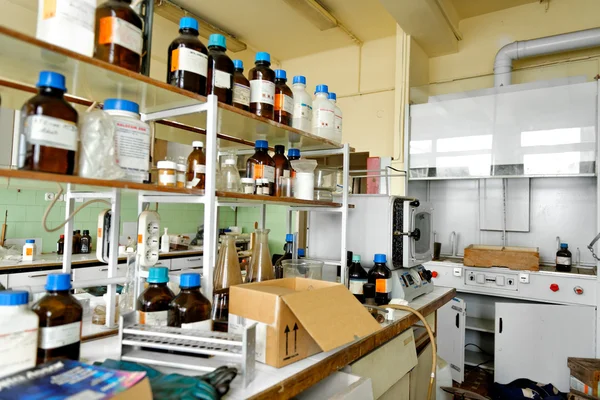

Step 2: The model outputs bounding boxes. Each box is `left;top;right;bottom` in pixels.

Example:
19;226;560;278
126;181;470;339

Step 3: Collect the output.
260;178;270;196
157;161;177;187
241;178;255;194
176;163;186;188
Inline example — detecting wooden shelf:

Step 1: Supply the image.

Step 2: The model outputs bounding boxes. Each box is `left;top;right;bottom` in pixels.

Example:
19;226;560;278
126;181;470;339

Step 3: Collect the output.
464;350;494;370
217;191;350;208
465;316;495;333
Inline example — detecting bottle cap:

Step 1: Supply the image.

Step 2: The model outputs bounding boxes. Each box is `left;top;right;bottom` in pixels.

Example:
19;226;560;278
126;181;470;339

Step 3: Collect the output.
328;92;337;101
255;140;268;149
255;52;271;64
363;283;375;298
83;230;89;235
274;144;285;154
288;148;300;157
293;76;306;85
298;248;305;257
241;178;255;184
285;234;294;242
233;59;244;70
147;267;169;284
75;230;81;234
0;290;29;306
179;16;199;32
352;254;361;263
192;141;204;148
103;98;140;114
25;239;35;244
374;253;387;263
315;84;329;94
176;163;186;172
37;71;67;92
224;158;236;165
179;273;201;288
561;243;568;249
45;273;72;291
275;69;287;80
60;235;65;239
157;160;176;170
208;34;226;49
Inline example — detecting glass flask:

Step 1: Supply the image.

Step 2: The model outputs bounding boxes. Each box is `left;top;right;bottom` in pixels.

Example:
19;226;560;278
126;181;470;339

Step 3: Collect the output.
246;229;274;283
212;235;243;332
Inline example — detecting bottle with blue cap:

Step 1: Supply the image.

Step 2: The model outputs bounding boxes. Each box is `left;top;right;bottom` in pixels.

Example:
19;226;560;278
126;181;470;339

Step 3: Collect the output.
367;254;393;305
292;75;313;132
207;34;234;104
20;71;78;175
246;140;276;195
249;52;276;119
167;16;209;95
0;290;38;377
274;234;296;278
274;70;294;126
23;239;36;262
328;92;343;142
556;243;572;272
103;98;151;183
168;273;212;328
136;266;175;326
232;60;251;111
32;273;83;363
312;84;336;141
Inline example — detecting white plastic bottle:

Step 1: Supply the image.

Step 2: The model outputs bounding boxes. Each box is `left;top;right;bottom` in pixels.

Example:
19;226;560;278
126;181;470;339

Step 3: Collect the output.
0;291;38;378
161;228;170;253
312;84;336;141
328;92;343;143
291;76;312;132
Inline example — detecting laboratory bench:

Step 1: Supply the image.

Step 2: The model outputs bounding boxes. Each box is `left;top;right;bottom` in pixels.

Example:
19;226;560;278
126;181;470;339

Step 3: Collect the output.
79;286;455;400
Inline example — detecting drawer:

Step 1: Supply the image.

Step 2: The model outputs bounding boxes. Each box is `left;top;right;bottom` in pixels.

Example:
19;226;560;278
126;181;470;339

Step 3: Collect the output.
170;256;204;271
72;264;128;282
8;269;61;289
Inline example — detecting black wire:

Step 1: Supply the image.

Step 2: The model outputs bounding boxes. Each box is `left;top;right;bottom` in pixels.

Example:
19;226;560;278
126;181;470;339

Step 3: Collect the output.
386;166;407;174
464;343;493;356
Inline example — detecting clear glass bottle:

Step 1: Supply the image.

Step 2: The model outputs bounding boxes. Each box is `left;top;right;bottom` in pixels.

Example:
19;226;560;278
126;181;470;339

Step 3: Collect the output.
136;267;175;326
249;52;275;119
212;235;243;332
221;158;241;192
168;273;212;328
167;17;208;95
232;59;250;111
246;229;274;283
367;254;392;306
186;141;206;192
207;34;234;105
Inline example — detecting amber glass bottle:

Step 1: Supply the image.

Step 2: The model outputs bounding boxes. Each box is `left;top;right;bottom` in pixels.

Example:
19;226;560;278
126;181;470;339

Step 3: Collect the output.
367;254;392;306
167;17;208;95
186;141;206;193
136;267;175;326
80;230;92;254
32;273;83;364
249;52;275;119
246;140;275;196
272;145;290;197
168;273;211;328
57;235;65;255
207;34;234;105
212;235;243;332
94;0;143;72
20;71;78;175
274;70;294;126
288;148;300;178
232;60;250;111
74;230;82;254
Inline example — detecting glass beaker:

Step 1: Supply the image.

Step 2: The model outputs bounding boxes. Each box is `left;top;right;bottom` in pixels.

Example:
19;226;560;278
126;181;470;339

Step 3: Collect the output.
246;229;274;283
212;234;243;332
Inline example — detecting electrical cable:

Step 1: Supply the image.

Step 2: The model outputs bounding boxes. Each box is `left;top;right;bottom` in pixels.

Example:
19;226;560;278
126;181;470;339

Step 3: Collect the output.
42;184;111;233
464;343;493;356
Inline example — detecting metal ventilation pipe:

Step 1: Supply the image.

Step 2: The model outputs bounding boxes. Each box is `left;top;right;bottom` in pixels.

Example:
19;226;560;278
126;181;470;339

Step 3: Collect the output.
494;27;600;87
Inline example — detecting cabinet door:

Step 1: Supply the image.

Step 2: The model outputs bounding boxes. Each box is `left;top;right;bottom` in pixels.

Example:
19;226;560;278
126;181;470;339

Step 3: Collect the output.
437;297;466;383
495;303;595;391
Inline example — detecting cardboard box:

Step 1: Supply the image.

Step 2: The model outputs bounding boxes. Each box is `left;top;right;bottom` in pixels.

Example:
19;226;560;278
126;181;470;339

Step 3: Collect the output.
569;358;600;397
229;278;381;368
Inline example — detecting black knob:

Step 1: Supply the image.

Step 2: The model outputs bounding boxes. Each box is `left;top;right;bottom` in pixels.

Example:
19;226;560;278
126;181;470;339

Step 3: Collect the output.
423;269;433;281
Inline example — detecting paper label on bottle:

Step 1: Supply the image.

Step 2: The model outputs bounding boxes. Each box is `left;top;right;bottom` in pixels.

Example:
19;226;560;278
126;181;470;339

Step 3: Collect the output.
181;320;213;331
38;321;81;350
114;118;150;178
195;164;206;174
293;103;313;128
25;115;78;151
43;0;95;31
229;314;267;363
283;170;290;178
275;94;294;115
170;47;208;77
98;16;143;55
557;256;571;266
349;278;368;295
214;70;232;89
335;112;343;134
0;328;37;376
138;310;168;326
313;108;335;129
159;174;176;185
38;0;96;56
250;80;275;106
263;165;275;183
233;83;250;106
375;278;392;294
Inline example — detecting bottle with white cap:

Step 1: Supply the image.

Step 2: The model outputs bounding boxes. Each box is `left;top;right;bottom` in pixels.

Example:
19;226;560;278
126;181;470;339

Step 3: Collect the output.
0;290;38;378
187;141;206;192
312;84;336;141
222;158;241;192
328;92;343;143
291;75;313;132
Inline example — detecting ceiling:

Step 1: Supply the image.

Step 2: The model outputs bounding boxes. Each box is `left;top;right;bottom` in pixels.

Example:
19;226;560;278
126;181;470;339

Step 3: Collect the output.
450;0;538;20
170;0;397;60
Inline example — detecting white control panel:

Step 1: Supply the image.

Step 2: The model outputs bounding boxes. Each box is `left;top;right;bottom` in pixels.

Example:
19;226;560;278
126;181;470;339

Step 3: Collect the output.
465;270;519;291
137;211;160;267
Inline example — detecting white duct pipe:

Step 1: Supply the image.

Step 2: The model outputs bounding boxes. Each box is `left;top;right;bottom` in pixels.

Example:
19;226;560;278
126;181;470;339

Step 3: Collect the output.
494;27;600;87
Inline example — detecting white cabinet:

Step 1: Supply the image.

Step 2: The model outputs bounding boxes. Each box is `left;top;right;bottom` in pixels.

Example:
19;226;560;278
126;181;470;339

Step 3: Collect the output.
437;297;466;383
495;302;595;391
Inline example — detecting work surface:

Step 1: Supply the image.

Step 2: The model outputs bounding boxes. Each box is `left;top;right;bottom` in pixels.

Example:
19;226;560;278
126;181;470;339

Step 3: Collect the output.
81;286;455;400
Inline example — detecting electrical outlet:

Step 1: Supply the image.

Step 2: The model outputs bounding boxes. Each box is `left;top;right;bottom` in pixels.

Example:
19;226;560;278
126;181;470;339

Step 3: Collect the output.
58;194;65;202
44;192;55;201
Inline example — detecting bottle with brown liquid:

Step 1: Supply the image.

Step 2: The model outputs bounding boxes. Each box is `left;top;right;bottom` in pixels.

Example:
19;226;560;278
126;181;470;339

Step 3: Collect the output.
71;231;79;255
207;34;234;105
80;230;92;254
74;230;82;254
249;52;275;119
367;254;392;306
94;0;143;72
57;235;65;255
168;273;211;328
212;235;243;332
272;145;290;197
232;60;250;111
136;267;175;326
167;17;208;95
246;140;275;195
246;229;274;283
288;148;300;178
186;141;206;193
32;273;83;364
274;70;294;126
19;71;78;175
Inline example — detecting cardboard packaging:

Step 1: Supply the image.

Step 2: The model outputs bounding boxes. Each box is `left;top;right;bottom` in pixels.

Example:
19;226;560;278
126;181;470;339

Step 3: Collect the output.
569;357;600;397
229;278;381;368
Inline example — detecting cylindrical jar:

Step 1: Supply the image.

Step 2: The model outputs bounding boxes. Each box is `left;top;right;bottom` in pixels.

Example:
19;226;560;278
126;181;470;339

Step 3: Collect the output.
23;239;35;262
241;178;254;194
157;160;177;187
176;163;187;188
0;291;38;378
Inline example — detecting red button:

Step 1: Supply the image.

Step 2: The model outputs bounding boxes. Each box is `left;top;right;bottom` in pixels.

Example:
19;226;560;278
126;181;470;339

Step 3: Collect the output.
574;286;584;295
432;271;438;278
550;284;559;292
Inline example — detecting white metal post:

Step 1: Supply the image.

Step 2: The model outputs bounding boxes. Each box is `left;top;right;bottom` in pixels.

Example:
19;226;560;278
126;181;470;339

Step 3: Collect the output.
259;204;267;229
62;184;75;273
340;143;350;285
595;79;600;357
105;188;121;328
134;196;147;304
203;95;219;300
